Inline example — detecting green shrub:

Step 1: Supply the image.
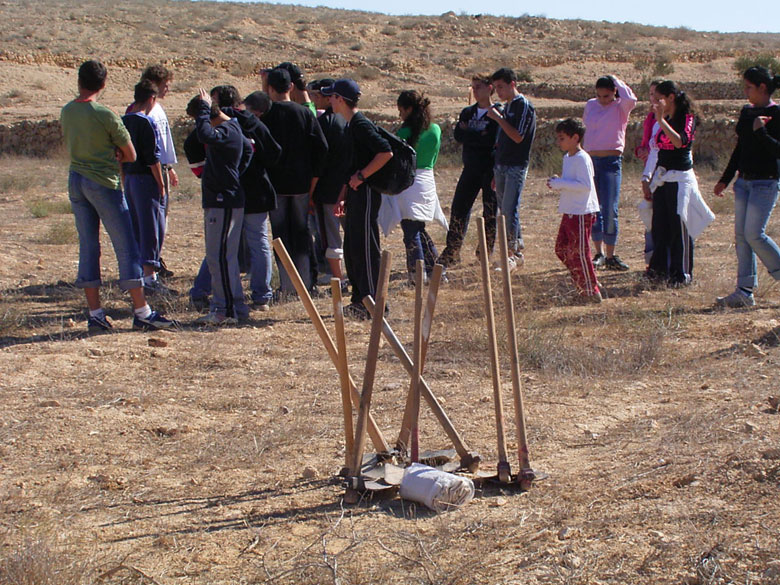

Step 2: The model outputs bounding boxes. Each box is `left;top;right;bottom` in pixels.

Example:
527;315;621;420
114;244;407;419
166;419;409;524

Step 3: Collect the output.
734;53;780;74
27;199;72;218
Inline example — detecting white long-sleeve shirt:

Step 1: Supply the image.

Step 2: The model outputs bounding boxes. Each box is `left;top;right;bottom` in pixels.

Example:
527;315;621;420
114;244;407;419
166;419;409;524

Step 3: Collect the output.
642;122;660;182
148;102;178;165
549;150;601;215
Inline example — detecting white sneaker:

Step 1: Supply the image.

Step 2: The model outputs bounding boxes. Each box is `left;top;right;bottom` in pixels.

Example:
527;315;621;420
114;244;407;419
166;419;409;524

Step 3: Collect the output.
194;312;238;325
715;289;755;308
494;256;517;273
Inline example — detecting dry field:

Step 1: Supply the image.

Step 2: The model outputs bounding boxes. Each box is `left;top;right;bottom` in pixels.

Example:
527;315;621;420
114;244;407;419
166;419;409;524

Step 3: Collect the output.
1;154;780;584
2;1;780;583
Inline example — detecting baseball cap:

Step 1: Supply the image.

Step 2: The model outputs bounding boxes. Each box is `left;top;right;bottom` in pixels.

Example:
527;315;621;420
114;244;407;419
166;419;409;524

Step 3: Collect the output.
307;78;336;92
320;79;361;102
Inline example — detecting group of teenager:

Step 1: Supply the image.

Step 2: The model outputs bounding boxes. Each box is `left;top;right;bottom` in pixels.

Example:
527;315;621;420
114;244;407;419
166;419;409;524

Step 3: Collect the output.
60;58;780;331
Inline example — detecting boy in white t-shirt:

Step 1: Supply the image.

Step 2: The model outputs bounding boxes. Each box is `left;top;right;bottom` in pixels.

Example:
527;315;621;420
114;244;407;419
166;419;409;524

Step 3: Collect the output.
547;118;603;303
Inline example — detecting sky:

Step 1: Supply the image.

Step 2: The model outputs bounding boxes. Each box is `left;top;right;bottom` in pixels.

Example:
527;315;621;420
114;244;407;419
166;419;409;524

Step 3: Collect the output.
223;0;780;34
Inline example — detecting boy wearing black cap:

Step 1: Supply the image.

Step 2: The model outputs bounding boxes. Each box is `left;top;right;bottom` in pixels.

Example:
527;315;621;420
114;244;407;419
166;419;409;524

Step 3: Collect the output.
262;68;328;296
322;79;393;319
192;89;253;325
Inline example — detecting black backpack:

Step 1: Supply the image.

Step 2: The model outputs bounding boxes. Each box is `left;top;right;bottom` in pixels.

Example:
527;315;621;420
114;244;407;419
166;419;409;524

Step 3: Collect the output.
366;126;417;195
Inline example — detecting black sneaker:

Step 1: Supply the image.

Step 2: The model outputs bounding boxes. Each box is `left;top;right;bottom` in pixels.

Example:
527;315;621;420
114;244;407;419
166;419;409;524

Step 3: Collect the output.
190;296;210;312
437;247;460;268
343;302;370;321
87;313;113;333
144;280;179;297
605;256;629;271
133;311;178;331
157;258;174;279
593;252;606;268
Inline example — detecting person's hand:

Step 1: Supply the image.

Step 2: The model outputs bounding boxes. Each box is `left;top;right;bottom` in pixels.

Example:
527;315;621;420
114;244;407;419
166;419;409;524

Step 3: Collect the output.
334;199;345;218
652;100;665;122
546;175;558;190
714;182;727;197
491;177;496;191
485;106;502;122
168;167;179;187
641;181;652;201
199;88;212;107
636;145;649;161
753;116;771;131
348;173;363;190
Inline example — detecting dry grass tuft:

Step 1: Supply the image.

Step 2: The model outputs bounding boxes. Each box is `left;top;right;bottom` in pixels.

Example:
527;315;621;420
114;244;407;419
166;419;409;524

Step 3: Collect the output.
27;198;72;218
39;220;77;245
0;536;96;585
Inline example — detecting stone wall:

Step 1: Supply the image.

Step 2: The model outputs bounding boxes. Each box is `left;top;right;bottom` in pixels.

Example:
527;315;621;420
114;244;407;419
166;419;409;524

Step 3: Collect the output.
0;114;739;173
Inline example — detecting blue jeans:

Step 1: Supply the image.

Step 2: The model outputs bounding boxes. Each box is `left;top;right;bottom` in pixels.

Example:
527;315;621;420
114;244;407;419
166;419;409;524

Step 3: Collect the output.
124;174;165;269
401;219;438;275
494;164;528;252
734;177;780;289
591;155;622;246
244;212;273;303
68;171;143;291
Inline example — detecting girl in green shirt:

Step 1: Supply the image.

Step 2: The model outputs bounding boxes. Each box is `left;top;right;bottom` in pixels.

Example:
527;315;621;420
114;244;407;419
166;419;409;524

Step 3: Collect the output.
386;90;448;282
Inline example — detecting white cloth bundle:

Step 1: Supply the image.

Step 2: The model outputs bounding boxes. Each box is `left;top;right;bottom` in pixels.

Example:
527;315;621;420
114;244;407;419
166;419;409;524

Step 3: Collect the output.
399;463;475;513
378;169;449;236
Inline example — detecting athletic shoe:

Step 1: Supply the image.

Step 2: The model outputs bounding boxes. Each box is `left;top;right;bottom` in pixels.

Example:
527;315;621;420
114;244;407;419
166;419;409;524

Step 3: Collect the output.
133;311;178;331
605;256;630;271
582;290;603;304
494;256;517;273
87;313;113;333
593;253;606;268
343;302;370;321
251;300;271;312
194;312;238;326
190;296;210;312
437;247;461;268
144;280;179;297
157;258;174;279
716;289;756;308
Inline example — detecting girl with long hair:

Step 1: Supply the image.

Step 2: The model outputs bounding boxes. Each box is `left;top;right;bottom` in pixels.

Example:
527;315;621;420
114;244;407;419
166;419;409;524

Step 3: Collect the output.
646;80;714;286
714;66;780;307
382;90;448;282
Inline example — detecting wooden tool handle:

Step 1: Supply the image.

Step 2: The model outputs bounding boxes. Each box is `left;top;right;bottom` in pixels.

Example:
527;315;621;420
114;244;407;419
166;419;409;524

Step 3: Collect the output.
349;250;392;478
271;238;389;453
497;218;532;473
477;217;510;478
331;278;355;470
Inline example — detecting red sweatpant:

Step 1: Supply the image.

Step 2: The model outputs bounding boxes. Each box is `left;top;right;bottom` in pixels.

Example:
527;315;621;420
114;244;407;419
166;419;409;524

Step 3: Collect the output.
555;213;599;296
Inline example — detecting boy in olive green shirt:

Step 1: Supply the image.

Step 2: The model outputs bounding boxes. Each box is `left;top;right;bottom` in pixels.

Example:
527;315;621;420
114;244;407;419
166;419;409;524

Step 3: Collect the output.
61;60;174;332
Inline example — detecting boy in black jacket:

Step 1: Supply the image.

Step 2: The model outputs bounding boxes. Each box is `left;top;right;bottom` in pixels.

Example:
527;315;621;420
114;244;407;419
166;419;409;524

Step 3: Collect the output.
311;78;348;285
192;89;253;325
262;68;328;295
438;74;501;267
323;79;393;319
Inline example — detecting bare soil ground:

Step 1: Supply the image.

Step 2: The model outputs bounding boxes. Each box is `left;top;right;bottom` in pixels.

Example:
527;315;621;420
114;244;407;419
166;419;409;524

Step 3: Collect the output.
1;1;780;583
2;155;780;584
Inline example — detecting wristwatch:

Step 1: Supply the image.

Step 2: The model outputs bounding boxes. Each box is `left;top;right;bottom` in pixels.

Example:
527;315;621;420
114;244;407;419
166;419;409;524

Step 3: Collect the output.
356;170;366;182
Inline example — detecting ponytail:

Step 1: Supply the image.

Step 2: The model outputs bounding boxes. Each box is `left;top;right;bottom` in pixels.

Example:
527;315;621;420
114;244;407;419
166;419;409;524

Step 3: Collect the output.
655;80;695;126
743;66;779;96
397;90;432;148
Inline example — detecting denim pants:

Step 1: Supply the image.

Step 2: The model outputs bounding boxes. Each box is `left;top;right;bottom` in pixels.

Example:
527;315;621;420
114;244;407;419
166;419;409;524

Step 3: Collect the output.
734;177;780;289
68;171;143;291
269;193;311;292
401;219;438;275
243;212;273;304
494;164;528;252
591;155;622;246
124;174;165;269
